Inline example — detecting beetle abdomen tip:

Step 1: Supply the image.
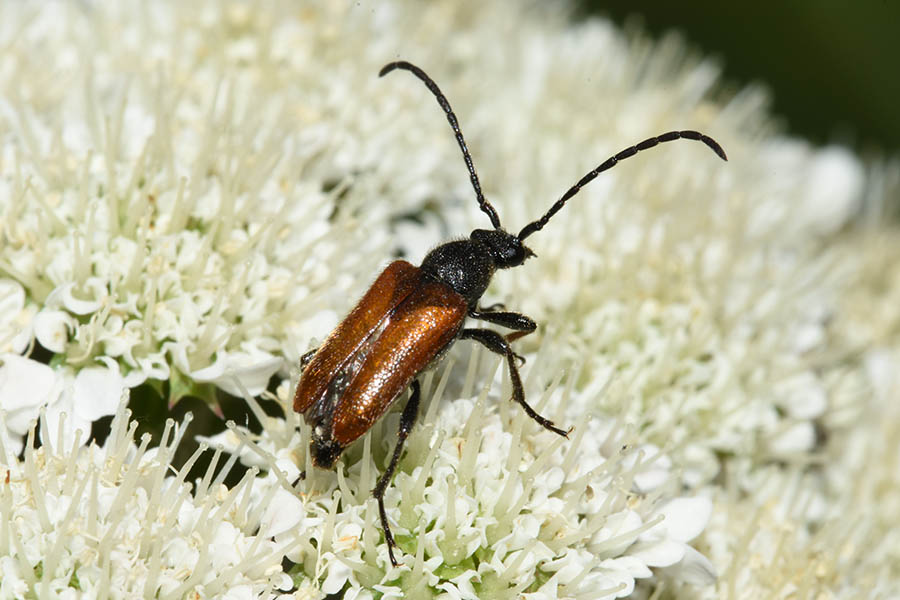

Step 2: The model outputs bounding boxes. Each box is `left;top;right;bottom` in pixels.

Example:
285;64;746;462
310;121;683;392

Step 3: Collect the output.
310;439;343;469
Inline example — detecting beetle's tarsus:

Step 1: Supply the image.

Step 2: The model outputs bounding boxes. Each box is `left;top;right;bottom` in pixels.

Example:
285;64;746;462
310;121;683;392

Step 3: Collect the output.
460;328;568;437
505;330;531;344
292;471;306;487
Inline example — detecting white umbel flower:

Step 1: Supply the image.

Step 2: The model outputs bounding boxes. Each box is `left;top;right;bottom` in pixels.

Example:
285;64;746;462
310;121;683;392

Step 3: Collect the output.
0;399;293;598
0;0;396;427
205;353;716;599
0;0;897;598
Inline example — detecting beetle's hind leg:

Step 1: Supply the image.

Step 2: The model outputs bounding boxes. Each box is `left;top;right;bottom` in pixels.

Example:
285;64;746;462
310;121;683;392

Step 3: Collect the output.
460;328;570;437
373;379;421;567
469;308;536;347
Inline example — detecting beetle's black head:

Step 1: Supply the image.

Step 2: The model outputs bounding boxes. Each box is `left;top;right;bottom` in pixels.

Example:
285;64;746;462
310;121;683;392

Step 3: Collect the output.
470;228;535;269
310;438;343;469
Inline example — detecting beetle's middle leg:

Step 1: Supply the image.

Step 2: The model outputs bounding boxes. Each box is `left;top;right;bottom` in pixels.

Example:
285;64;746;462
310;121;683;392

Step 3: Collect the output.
469;308;536;345
373;379;421;567
460;328;569;437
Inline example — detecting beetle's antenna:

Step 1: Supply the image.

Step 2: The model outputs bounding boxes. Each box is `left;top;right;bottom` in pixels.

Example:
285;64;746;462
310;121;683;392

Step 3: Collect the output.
518;130;728;240
380;61;502;229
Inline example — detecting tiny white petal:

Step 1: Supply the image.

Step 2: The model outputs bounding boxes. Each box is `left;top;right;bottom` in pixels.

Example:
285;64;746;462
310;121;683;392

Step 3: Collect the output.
33;309;76;353
220;585;254;600
259;486;306;538
595;561;638;596
600;555;653;580
44;384;92;450
0;280;34;353
45;282;103;315
669;545;717;585
769;421;816;455
628;539;686;568
0;280;25;315
72;359;126;422
646;497;712;543
322;555;352;594
792;322;825;353
593;509;644;556
775;371;827;420
865;350;895;401
191;352;283;396
0;354;60;437
626;444;672;492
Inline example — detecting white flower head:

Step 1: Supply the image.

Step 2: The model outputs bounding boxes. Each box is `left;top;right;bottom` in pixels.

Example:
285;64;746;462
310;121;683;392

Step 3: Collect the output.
211;351;717;598
0;0;897;598
1;0;399;423
0;398;293;597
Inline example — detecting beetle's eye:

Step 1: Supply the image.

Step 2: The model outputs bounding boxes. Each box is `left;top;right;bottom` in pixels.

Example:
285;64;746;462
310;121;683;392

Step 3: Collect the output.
494;242;528;268
470;228;529;268
508;245;527;265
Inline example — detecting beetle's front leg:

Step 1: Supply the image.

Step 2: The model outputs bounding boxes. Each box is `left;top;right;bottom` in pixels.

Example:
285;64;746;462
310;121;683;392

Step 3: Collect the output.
373;379;421;567
469;308;536;345
460;328;570;437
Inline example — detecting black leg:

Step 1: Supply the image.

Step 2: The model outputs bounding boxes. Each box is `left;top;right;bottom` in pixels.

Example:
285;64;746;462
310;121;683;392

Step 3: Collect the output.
373;379;421;567
300;347;319;369
470;308;535;332
459;328;570;437
469;309;536;346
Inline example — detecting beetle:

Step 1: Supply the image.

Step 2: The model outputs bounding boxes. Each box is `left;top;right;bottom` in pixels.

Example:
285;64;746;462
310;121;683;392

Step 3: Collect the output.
293;60;727;567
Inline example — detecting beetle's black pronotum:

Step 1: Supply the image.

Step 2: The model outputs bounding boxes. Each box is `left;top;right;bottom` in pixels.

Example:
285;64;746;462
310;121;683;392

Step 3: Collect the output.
293;60;727;566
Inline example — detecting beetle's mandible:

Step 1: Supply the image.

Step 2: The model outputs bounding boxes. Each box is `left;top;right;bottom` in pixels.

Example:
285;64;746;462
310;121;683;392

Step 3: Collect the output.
293;60;727;567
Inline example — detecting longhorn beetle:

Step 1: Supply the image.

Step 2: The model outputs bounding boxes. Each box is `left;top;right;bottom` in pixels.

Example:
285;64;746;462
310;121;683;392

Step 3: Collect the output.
293;60;727;567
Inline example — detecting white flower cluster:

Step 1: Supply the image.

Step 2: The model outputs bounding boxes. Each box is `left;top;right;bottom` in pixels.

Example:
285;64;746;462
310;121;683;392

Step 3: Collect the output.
0;0;897;598
206;354;715;599
479;66;867;485
695;348;900;599
0;0;403;448
0;401;292;598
